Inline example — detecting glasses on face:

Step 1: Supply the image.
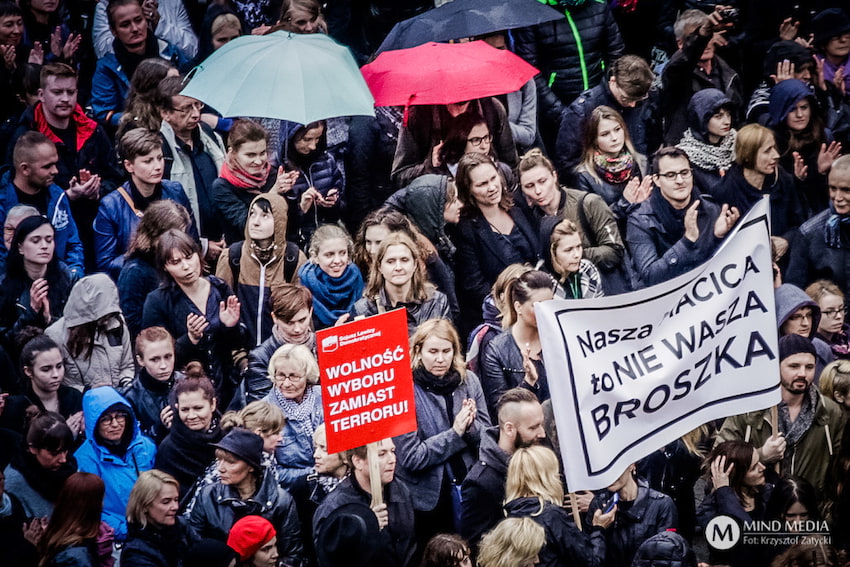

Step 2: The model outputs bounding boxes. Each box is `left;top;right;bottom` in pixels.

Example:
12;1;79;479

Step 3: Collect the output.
276;373;306;384
822;306;849;318
657;169;693;180
788;312;813;322
99;412;127;425
171;101;203;114
467;133;492;147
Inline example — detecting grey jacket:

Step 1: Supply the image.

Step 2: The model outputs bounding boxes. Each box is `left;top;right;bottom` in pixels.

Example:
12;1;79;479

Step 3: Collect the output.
393;371;491;512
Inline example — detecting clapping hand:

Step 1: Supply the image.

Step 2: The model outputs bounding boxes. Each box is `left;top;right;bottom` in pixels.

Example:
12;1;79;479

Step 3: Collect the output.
219;295;241;327
186;312;210;344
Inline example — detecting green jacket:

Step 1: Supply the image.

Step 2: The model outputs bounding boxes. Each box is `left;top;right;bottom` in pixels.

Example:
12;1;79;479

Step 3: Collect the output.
716;390;846;494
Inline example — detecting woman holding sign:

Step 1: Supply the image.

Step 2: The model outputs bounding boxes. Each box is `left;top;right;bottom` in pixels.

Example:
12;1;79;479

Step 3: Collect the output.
351;232;452;335
263;344;323;489
394;318;490;550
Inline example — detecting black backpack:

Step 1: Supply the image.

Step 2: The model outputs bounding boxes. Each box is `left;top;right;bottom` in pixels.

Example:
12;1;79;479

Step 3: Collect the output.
227;240;301;290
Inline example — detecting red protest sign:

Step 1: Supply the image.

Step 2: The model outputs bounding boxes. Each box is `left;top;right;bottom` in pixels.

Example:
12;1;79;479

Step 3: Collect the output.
317;308;417;454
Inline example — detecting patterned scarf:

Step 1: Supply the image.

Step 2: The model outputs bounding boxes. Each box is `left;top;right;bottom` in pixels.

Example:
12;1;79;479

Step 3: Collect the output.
593;150;634;185
825;202;850;249
220;158;271;190
777;384;817;474
677;128;737;173
273;384;318;440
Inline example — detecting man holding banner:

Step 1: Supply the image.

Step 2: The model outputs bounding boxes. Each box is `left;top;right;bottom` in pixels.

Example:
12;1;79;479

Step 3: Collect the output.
715;334;845;494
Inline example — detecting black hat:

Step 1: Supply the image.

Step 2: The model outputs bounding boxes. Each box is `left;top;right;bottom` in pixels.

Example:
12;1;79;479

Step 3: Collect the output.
183;538;239;567
778;334;817;362
210;428;263;471
810;9;850;46
315;502;381;567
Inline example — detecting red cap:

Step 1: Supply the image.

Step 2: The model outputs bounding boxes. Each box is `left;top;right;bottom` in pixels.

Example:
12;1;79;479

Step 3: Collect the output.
226;515;276;561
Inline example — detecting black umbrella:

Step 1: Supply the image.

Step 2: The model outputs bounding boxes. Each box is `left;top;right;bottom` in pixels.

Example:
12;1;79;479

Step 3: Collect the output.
376;0;564;53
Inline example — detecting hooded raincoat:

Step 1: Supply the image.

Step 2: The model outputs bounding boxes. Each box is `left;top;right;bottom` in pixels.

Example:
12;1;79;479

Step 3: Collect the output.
74;387;157;541
216;192;307;346
775;283;835;376
45;273;135;391
676;88;737;193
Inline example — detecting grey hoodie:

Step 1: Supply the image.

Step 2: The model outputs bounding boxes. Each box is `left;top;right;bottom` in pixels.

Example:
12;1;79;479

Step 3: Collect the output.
774;283;834;378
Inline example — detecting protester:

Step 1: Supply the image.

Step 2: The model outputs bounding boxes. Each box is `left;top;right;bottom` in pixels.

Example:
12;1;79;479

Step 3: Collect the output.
188;428;303;565
142;229;245;408
630;532;697;567
36;472;114;567
547;219;604;299
503;445;610;567
775;282;834;375
45;273;135;391
394;318;490;546
92;0;198;59
676;88;737;193
460;388;544;549
216;193;307;347
244;284;315;403
154;365;222;497
807;280;850;358
812;8;850;95
121;469;195;567
476;517;545;567
480;270;555;415
263;343;323;488
820;360;850;413
226;515;279;567
122;326;181;441
418;534;471;567
297;223;363;330
116;57;177;138
74;386;156;541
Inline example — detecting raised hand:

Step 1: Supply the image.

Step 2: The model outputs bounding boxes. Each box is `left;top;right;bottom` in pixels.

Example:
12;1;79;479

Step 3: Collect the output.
219;295;241;327
684;200;700;242
713;204;740;238
186;312;210;344
710;454;733;489
792;151;808;181
817;141;843;175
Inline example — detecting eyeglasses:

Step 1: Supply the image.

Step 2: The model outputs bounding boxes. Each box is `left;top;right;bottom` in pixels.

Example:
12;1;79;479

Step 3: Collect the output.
788;312;813;322
275;373;306;383
99;412;127;425
171;101;203;114
822;306;849;318
467;133;492;147
657;169;693;180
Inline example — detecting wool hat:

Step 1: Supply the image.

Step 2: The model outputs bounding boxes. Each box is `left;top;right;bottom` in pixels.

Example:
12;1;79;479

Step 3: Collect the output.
183;538;239;567
315;502;381;567
227;515;276;561
779;334;817;362
210;428;263;471
810;9;850;46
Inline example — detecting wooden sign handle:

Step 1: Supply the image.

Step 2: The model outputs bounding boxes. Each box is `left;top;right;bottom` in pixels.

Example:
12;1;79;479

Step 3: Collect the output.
367;442;384;508
770;406;780;474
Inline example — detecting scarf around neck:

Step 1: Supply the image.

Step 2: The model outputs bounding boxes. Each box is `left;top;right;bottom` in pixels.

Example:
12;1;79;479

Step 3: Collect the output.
593;149;635;184
413;366;462;396
649;183;696;243
113;32;159;82
272;384;318;439
220;158;272;190
298;262;364;327
677;128;736;173
825;201;850;248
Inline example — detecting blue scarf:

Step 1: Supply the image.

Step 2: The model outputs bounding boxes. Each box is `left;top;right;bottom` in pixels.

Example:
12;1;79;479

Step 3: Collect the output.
298;262;364;328
825;202;850;249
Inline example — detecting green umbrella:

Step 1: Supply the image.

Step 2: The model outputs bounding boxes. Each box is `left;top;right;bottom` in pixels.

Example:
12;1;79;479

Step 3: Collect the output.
181;31;375;124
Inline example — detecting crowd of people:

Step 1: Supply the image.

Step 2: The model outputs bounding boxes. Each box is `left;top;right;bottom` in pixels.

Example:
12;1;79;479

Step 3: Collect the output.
1;0;850;565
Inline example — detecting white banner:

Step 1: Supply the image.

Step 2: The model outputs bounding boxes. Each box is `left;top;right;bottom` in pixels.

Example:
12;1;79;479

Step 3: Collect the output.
537;198;780;491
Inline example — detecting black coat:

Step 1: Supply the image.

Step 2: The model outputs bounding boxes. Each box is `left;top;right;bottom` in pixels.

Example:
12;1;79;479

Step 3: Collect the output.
480;330;549;417
586;479;678;567
513;0;624;124
154;411;223;499
119;518;198;567
121;370;180;443
504;497;605;567
787;209;850;295
459;427;509;549
0;385;82;436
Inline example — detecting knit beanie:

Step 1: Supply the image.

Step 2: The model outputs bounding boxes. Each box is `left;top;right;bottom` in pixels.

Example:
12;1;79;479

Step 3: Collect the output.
778;334;817;361
227;515;276;561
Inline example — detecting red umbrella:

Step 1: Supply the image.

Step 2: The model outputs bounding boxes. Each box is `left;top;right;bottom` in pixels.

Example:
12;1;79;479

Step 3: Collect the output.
361;41;539;107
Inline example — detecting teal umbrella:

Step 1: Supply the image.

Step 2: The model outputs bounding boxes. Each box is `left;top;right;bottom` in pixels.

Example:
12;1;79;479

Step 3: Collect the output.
181;31;375;124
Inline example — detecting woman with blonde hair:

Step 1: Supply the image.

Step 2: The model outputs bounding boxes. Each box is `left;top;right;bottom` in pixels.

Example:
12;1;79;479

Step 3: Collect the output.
352;232;451;335
477;517;545;567
806;280;850;358
548;219;604;299
395;318;490;547
503;445;610;567
820;360;850;413
122;470;194;567
263;344;323;488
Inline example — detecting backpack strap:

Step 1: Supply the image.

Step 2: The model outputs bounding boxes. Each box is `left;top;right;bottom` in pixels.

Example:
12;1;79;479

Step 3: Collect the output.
227;241;244;290
116;187;143;219
283;241;300;283
575;192;597;247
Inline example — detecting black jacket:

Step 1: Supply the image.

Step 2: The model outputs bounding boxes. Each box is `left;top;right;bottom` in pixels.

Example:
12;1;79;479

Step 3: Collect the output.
586;479;678;567
120;518;198;567
154;411;223;499
504;497;605;567
459;427;509;548
188;470;303;566
121;369;181;443
787;209;850;294
480;330;549;417
513;0;625;125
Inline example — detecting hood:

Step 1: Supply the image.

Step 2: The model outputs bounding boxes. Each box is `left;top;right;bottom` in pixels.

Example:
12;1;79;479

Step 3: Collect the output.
242;191;289;259
195;5;244;64
763;41;813;79
767;79;814;128
280;119;328;169
686;88;731;141
63;273;122;326
384;174;448;245
631;532;697;567
82;386;139;442
775;283;821;337
503;496;548;517
478;426;510;475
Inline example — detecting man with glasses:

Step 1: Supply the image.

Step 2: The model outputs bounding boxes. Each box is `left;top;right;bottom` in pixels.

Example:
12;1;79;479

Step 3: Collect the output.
554;54;657;183
775;283;835;377
156;75;226;260
74;385;156;542
789;155;850;297
626;146;739;288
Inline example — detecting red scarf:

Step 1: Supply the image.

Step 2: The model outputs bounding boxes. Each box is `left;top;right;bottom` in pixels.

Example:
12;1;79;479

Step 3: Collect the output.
33;103;98;151
219;158;271;190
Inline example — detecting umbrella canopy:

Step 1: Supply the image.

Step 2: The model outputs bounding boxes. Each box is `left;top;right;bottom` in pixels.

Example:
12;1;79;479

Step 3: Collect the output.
181;31;375;124
376;0;563;53
362;41;539;107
